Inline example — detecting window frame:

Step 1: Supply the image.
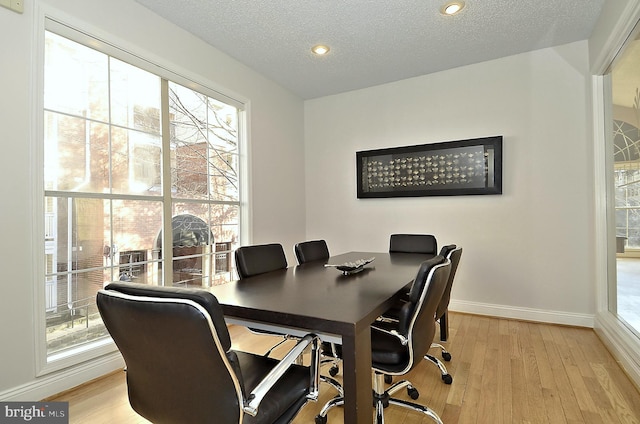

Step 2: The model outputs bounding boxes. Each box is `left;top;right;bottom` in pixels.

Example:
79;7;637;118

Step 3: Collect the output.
34;15;249;375
592;1;640;392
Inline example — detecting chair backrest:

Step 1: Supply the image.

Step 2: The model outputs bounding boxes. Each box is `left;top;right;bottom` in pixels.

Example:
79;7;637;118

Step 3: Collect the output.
436;246;462;320
397;256;451;369
234;243;288;279
389;234;437;254
294;240;330;264
97;282;244;423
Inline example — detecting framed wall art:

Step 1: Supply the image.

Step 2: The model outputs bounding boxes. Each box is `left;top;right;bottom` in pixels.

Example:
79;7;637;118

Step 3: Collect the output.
356;136;502;198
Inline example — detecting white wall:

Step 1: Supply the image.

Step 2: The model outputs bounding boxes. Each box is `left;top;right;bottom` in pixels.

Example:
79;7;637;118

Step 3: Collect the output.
304;41;595;324
0;0;305;398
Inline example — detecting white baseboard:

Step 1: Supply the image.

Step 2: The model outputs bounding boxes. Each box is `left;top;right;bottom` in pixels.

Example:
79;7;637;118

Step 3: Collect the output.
0;352;124;402
449;300;595;328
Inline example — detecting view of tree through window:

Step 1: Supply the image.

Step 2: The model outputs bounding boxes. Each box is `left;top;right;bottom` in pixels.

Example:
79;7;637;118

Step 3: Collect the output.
43;29;241;358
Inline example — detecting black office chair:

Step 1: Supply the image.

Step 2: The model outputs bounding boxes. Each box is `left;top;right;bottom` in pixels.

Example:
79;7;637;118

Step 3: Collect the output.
294;240;330;264
378;244;462;385
389;233;438;254
431;245;463;361
234;243;294;356
294;240;341;379
97;282;320;424
315;256;451;424
235;243;288;279
420;245;462;384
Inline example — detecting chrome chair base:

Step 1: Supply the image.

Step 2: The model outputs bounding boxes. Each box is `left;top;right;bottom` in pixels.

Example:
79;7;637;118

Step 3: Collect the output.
386;343;453;386
431;342;452;361
320;342;341;377
425;345;453;384
319;374;343;396
315;372;443;424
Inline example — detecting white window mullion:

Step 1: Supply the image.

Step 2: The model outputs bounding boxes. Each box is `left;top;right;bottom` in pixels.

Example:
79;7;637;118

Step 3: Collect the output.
161;78;173;286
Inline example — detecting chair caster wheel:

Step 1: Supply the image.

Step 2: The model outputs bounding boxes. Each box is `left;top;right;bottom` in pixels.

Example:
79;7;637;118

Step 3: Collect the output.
442;374;453;384
384;374;393;384
442;351;452;361
315;414;328;424
329;365;339;377
407;386;419;400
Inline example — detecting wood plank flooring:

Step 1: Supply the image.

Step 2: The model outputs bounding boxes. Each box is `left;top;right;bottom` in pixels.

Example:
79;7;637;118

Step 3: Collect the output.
48;312;640;423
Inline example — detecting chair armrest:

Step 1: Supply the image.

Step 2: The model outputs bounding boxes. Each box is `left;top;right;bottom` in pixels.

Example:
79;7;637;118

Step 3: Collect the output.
372;325;409;345
376;315;399;324
244;333;320;416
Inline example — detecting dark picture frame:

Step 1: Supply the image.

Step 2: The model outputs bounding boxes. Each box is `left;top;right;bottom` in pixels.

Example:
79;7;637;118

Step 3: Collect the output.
357;136;502;198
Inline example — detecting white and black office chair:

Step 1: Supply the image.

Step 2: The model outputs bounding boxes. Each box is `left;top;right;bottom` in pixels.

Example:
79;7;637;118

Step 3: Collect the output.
315;256;451;424
97;282;320;424
378;244;462;385
430;245;463;366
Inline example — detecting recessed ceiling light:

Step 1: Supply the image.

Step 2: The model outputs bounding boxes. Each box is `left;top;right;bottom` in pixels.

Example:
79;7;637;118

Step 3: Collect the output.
441;1;465;15
311;45;330;55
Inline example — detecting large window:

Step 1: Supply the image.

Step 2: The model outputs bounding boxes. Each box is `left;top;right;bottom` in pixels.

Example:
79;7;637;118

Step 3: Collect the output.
43;25;243;362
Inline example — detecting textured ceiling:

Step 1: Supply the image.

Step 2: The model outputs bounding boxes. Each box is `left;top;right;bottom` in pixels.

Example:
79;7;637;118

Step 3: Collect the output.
134;0;606;100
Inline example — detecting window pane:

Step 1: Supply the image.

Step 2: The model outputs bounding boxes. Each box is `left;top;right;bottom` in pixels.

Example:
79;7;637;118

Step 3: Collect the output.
208;97;238;150
111;127;162;195
167;203;237;285
172;247;214;288
44;197;110;275
164;207;215;287
169;85;207;188
208;98;239;201
44;112;110;192
110;58;161;134
169;82;239;201
210;148;239;201
44;32;108;122
45;272;110;355
211;203;239;245
45;197;113;354
172;138;209;199
211;203;238;285
615;167;640;248
110;199;163;284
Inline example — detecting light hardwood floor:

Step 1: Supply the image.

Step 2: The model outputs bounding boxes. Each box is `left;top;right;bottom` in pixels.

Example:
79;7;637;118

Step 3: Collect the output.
48;312;640;423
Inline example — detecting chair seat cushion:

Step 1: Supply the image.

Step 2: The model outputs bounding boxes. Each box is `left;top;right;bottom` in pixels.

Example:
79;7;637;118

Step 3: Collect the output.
234;351;310;424
322;331;409;374
370;328;410;373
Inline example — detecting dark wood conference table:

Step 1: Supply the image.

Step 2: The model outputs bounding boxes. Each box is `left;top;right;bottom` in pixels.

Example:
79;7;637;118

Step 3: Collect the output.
208;251;431;424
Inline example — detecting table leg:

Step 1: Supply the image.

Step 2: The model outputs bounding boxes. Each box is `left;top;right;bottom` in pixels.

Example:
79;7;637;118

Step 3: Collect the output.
341;324;373;424
439;309;449;342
